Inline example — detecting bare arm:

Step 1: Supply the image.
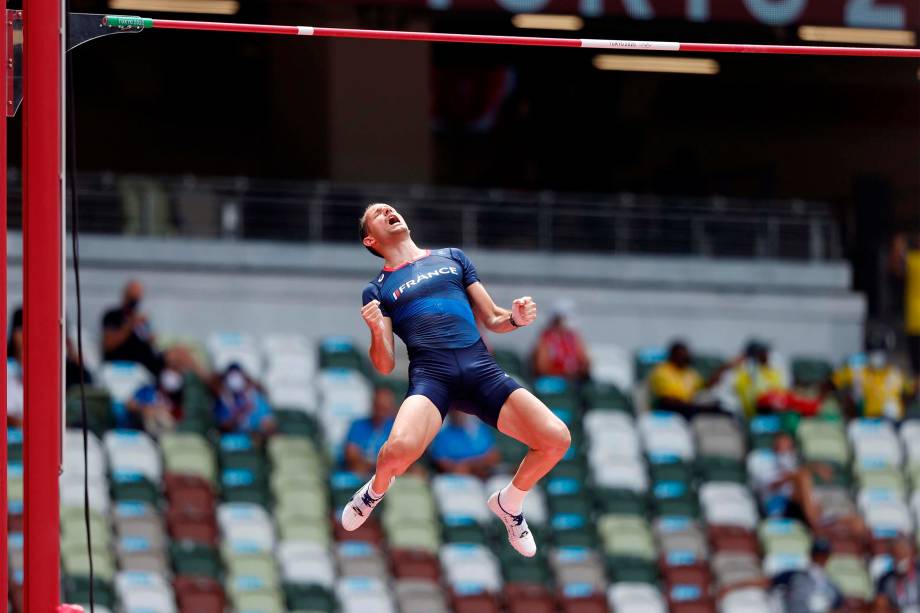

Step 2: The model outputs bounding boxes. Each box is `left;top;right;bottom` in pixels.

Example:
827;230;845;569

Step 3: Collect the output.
362;300;396;375
467;282;536;334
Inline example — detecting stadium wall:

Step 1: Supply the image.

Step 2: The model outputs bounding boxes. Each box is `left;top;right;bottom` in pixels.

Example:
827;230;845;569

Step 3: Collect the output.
6;233;865;365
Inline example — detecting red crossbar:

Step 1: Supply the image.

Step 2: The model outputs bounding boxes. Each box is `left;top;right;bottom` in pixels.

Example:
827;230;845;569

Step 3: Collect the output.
134;17;920;58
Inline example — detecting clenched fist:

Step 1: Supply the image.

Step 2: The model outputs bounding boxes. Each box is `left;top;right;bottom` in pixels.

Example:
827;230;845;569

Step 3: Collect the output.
511;296;537;327
361;300;386;330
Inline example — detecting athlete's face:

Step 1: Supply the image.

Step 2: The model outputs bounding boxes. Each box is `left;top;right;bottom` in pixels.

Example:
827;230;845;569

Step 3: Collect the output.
363;203;410;252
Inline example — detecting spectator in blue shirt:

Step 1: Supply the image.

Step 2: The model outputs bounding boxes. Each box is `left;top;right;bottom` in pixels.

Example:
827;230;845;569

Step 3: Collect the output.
344;386;398;475
214;363;276;439
429;410;500;478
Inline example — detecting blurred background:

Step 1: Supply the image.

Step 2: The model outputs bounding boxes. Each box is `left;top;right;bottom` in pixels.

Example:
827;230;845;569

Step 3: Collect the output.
5;0;920;612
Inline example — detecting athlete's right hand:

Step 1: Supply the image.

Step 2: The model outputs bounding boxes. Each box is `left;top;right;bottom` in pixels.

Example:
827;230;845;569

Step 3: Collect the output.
361;300;386;330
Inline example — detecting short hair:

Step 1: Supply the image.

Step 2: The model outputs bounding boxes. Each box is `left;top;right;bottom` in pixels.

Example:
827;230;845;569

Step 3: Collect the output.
359;204;384;258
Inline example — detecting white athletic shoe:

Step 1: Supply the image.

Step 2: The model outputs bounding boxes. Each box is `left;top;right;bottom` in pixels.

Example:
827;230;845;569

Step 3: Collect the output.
341;478;384;531
488;490;537;557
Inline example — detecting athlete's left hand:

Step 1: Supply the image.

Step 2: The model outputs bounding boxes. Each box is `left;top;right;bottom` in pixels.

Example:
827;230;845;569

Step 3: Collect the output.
511;296;537;327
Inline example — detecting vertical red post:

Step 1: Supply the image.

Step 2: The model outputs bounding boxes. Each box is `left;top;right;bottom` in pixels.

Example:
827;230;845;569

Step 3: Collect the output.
0;0;8;611
23;0;62;610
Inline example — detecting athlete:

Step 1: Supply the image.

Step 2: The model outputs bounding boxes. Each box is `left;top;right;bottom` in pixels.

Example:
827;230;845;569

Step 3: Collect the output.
341;203;571;557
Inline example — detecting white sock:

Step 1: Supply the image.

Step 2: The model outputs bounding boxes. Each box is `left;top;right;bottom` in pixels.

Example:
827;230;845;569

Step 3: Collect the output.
368;475;393;499
498;482;528;515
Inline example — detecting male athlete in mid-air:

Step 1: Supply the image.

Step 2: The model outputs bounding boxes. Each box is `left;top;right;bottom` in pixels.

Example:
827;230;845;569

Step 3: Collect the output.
341;203;571;557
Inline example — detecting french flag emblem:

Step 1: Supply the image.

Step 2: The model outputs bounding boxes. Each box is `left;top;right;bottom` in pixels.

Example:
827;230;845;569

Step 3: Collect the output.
392;289;402;301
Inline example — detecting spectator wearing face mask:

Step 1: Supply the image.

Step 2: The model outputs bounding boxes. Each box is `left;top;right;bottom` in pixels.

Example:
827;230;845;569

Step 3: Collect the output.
772;538;844;613
733;340;786;418
127;366;186;436
532;300;591;382
213;363;276;438
831;332;916;421
751;433;823;526
875;536;920;613
102;279;163;375
648;340;726;419
750;433;864;537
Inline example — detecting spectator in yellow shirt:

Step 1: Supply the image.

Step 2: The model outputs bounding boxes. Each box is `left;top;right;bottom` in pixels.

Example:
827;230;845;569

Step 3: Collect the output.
648;341;719;419
734;340;786;418
831;334;915;421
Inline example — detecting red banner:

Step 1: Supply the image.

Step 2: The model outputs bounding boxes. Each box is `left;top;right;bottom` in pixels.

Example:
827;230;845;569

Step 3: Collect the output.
363;0;920;30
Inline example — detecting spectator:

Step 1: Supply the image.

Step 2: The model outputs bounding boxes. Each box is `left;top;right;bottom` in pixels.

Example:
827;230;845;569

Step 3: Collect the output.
831;332;915;421
773;538;844;613
213;363;276;438
65;336;94;390
890;232;920;379
8;306;21;363
751;433;831;530
102;279;163;374
127;366;185;436
429;411;500;478
532;300;590;382
6;359;22;428
875;536;920;612
647;340;723;419
344;387;397;475
734;340;786;417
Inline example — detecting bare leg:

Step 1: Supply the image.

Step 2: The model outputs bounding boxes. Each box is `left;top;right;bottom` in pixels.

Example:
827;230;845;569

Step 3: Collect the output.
496;388;571;491
372;395;443;493
792;469;823;529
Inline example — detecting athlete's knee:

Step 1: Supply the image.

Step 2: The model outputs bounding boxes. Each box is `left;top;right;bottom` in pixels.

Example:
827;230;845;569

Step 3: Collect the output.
541;421;571;458
379;434;424;469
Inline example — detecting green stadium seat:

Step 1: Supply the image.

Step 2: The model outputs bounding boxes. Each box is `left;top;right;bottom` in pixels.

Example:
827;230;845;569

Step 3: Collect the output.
582;381;632;413
278;521;332;546
551;513;595;547
496;433;528;464
386;521;441;554
274;409;321;438
275;490;328;520
649;460;693;484
8;428;22;462
593;488;646;516
443;515;489;545
791;357;833;388
493;348;526;379
65;387;114;436
231;589;285;613
319;337;363;371
598;514;656;560
171;541;222;579
692;354;726;382
825;554;872;601
62;548;115;583
758;519;811;557
605;555;659;584
63;576;115;610
749;415;782;450
798;419;849;465
284;583;336;612
224;552;278;584
696;457;746;484
161;431;217;485
534;376;580;411
110;474;159;505
855;465;905;494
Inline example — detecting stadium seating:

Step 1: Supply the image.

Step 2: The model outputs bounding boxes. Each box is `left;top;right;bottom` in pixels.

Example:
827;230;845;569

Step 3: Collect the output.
45;335;920;613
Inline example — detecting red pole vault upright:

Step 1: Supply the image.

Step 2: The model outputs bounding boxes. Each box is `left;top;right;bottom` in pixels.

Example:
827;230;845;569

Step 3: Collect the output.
23;0;63;611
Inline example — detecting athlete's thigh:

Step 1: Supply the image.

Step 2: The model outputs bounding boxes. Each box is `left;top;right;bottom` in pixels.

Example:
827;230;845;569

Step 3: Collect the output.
496;388;567;448
388;394;444;453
